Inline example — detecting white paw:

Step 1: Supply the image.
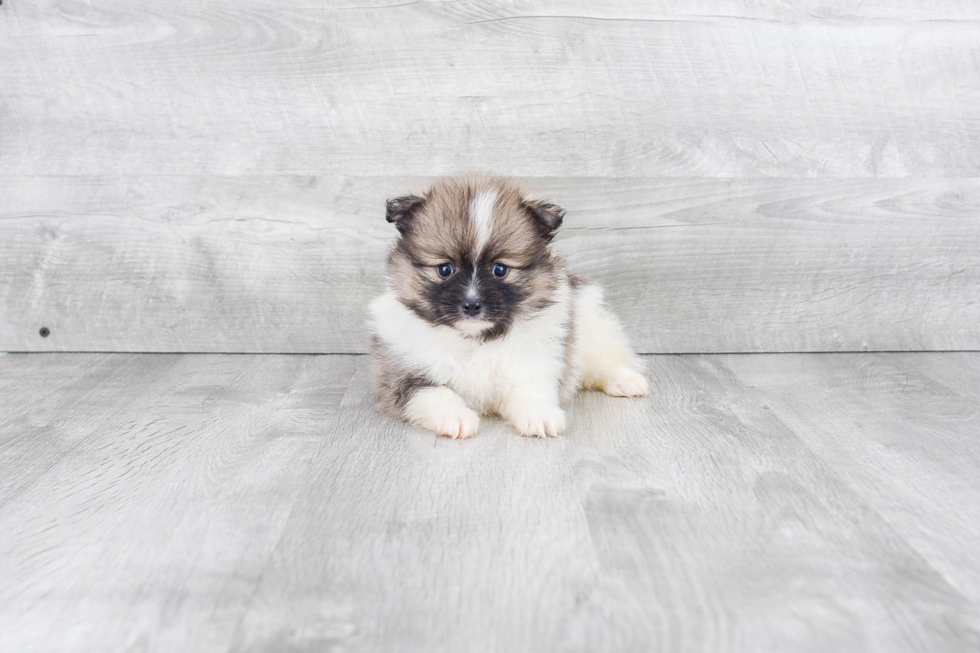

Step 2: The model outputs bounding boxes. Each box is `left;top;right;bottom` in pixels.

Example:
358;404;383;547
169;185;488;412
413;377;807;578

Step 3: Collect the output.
432;405;480;439
405;387;480;439
509;404;566;439
604;369;649;397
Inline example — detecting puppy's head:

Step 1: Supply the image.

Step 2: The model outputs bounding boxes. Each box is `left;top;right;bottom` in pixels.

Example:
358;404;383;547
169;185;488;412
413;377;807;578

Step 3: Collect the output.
384;175;564;340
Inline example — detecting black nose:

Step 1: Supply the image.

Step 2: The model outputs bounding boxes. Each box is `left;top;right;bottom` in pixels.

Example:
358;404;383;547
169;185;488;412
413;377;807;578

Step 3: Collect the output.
461;299;482;317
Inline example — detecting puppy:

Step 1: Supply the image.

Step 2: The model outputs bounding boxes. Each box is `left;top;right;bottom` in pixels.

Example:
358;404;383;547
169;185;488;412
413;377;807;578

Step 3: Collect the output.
367;175;647;439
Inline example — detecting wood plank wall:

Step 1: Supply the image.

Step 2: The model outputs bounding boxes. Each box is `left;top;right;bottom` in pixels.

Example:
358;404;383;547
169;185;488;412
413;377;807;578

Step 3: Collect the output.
2;1;979;353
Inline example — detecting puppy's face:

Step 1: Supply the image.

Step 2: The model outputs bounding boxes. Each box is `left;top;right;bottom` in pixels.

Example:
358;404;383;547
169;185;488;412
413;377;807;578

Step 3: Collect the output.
384;176;564;340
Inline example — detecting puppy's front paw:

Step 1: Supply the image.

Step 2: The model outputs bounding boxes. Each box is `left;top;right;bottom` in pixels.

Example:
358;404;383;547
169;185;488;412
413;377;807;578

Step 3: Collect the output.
509;404;566;439
404;387;480;439
433;405;480;440
603;368;649;397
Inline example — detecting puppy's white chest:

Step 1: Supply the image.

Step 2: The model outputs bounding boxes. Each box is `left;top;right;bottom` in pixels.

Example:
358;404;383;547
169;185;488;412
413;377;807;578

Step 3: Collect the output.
429;337;506;410
369;291;568;413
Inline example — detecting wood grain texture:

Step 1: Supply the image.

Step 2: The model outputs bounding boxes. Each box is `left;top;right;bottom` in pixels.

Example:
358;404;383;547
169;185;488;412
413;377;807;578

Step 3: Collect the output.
723;353;980;604
0;353;358;652
2;176;978;353
232;360;602;653
2;0;980;177
2;0;980;353
3;352;980;652
568;354;980;652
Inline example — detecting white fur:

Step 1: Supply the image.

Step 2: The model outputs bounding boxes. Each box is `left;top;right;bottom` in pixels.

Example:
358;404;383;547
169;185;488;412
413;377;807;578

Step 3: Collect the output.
469;189;499;255
465;275;481;303
573;284;648;396
368;277;646;438
455;318;494;335
404;386;480;439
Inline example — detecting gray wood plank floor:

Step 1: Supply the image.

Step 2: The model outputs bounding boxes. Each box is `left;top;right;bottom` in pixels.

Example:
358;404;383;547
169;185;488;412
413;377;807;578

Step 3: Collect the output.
2;352;979;652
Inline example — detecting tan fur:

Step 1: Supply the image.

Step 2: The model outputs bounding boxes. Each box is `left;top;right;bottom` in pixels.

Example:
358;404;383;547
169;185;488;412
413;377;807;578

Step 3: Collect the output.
386;175;562;327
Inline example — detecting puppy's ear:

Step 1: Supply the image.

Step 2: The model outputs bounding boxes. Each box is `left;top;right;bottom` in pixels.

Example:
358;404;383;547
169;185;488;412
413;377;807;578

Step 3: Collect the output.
385;194;425;233
524;199;565;241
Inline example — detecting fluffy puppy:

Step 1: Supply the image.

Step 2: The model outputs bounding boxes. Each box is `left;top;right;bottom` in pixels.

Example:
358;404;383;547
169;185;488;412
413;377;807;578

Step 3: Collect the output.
367;175;647;439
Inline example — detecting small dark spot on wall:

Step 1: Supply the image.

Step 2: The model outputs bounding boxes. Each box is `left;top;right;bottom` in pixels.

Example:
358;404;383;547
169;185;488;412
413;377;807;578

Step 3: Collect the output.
39;327;50;338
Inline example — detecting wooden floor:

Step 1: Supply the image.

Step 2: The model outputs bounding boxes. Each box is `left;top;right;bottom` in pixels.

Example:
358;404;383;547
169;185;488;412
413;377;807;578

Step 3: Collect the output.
2;352;979;652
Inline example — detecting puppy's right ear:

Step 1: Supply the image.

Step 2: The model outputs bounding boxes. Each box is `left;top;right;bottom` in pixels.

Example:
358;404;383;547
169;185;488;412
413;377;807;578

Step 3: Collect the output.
385;195;425;233
523;199;565;242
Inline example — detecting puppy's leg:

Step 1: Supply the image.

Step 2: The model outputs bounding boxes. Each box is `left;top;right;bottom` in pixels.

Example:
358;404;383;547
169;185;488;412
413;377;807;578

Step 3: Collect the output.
575;283;649;398
500;385;566;438
369;337;479;439
404;386;480;439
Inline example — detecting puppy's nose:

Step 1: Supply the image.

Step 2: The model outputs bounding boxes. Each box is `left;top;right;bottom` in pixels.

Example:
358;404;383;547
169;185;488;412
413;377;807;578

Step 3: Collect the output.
461;299;482;317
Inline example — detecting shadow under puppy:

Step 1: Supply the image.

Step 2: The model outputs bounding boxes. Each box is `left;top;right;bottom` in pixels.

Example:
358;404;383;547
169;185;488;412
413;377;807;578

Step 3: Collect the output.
368;175;647;439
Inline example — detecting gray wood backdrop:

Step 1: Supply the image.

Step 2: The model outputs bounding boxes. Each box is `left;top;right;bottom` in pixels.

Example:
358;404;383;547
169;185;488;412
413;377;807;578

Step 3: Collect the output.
2;0;979;353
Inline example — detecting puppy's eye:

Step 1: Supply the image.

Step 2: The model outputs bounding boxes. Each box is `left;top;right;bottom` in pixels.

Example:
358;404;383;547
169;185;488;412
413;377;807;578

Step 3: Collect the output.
437;263;454;279
491;263;508;278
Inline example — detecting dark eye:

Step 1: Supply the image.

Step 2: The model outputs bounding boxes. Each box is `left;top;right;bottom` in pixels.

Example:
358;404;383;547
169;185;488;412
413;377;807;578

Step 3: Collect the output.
437;263;454;279
492;263;508;278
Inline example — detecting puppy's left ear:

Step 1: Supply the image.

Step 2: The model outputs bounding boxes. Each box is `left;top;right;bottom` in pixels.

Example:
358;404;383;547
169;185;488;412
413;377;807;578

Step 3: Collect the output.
524;199;565;241
385;194;425;233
